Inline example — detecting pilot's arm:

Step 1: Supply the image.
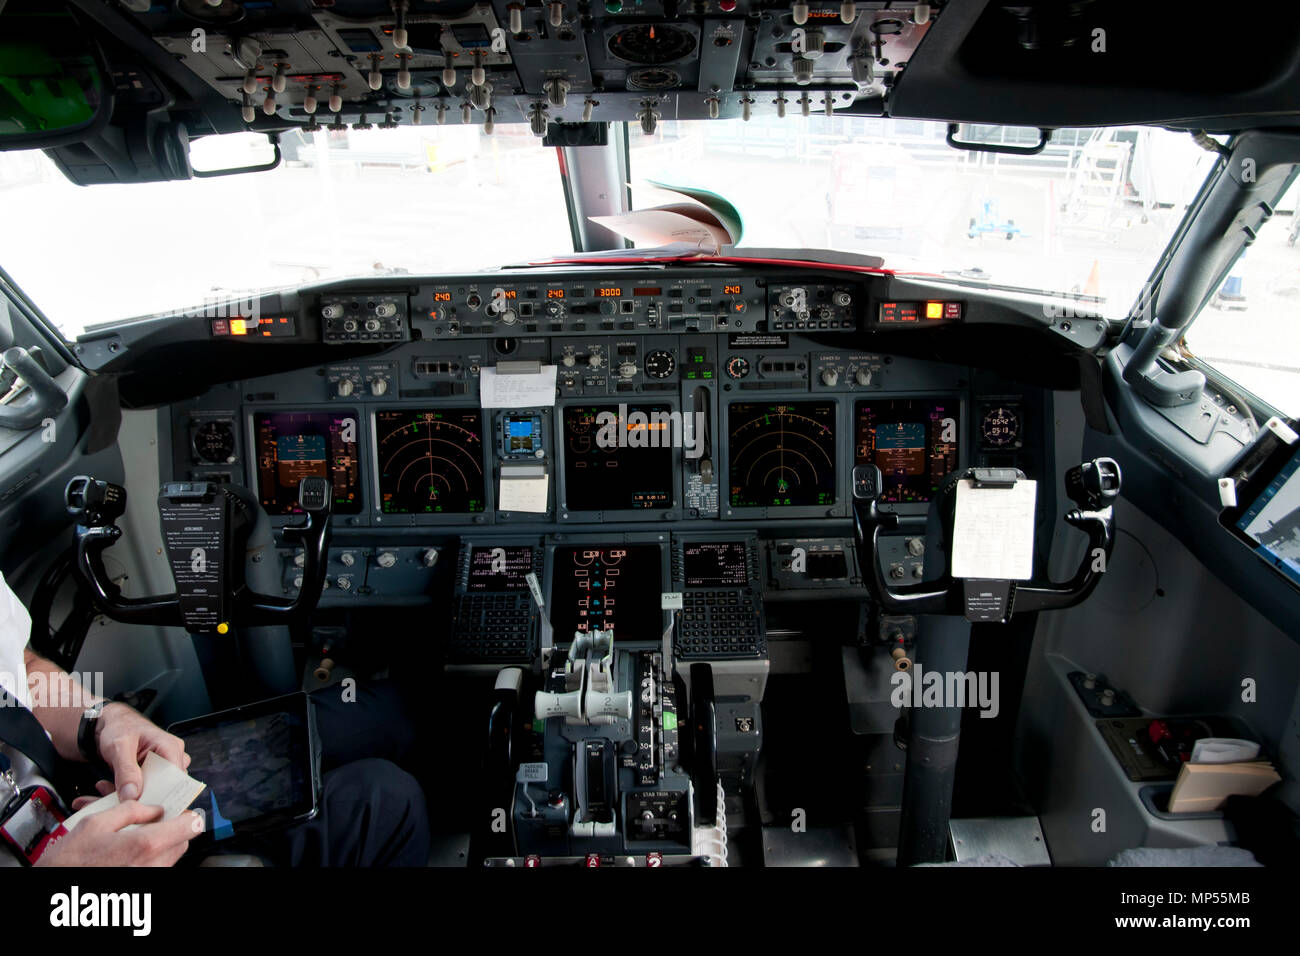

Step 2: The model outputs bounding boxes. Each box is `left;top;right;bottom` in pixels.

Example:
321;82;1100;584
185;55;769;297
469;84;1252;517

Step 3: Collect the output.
0;572;200;866
22;647;192;801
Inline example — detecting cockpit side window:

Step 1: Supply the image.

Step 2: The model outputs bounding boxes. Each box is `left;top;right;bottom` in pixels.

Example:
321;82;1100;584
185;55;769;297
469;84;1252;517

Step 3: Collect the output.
1181;174;1300;418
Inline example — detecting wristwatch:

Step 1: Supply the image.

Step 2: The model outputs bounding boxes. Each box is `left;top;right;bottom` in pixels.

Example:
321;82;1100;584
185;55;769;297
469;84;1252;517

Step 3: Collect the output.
77;702;105;765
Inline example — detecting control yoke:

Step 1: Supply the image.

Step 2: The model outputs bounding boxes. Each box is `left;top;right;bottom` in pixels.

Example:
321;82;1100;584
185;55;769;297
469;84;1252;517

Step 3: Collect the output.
66;475;332;633
852;458;1121;621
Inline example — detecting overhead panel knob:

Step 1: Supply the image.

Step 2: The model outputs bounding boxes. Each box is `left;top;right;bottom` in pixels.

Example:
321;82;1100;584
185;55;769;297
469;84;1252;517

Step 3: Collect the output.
376;551;398;568
855;368;872;386
529;102;549;136
821;368;839;387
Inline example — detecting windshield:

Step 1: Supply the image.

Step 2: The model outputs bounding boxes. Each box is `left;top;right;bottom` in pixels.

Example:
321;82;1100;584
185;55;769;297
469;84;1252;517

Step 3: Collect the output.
1;118;1213;339
629;118;1214;316
0;126;573;338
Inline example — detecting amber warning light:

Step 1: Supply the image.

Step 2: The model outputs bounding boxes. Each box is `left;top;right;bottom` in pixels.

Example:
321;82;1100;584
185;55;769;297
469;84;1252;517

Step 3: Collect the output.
877;301;963;325
211;316;298;338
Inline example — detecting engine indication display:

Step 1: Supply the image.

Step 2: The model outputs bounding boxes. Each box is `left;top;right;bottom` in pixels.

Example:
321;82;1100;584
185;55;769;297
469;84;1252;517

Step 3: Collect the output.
375;409;486;514
550;545;662;641
855;399;960;504
562;405;674;511
727;402;837;508
253;411;362;515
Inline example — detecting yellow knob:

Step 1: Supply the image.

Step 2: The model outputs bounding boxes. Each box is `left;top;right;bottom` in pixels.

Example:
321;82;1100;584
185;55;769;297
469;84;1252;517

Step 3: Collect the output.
216;622;229;635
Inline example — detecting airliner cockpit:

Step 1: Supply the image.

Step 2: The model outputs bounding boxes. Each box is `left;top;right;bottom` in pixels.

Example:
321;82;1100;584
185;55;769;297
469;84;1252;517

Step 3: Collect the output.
0;0;1296;936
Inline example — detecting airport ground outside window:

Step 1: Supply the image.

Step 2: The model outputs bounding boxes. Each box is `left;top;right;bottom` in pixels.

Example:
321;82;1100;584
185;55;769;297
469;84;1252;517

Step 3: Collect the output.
627;118;1212;318
1182;179;1300;418
0;126;573;340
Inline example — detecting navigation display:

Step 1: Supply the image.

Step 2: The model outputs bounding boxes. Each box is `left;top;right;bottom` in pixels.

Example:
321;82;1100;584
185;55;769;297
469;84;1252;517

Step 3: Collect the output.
550;545;662;641
727;402;837;508
375;409;486;514
465;545;533;591
562;405;674;511
855;399;960;504
253;411;361;515
1236;444;1300;586
683;542;750;588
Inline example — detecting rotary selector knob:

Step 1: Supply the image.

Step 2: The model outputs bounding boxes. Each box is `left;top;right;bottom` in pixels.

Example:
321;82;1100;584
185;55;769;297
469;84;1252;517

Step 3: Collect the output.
421;548;439;568
821;368;839;387
335;577;351;591
562;354;577;367
374;302;397;318
336;378;355;397
339;552;355;567
906;538;925;557
855;368;872;386
376;551;397;568
371;378;389;396
343;319;358;333
599;300;617;315
293;552;306;568
322;303;344;320
619;361;638;379
499;309;518;325
587;354;603;369
364;318;381;333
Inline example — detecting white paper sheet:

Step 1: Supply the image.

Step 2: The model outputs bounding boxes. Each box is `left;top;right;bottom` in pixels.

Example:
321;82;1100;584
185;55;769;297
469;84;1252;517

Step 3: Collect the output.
1190;738;1262;764
499;475;549;513
479;365;558;408
64;751;206;831
951;478;1037;581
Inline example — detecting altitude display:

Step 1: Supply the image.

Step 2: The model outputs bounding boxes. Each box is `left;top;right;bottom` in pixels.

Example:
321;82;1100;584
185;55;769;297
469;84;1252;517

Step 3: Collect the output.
727;402;837;508
683;542;750;588
562;405;674;511
465;546;533;592
855;399;960;504
253;411;361;515
550;545;662;642
375;409;485;514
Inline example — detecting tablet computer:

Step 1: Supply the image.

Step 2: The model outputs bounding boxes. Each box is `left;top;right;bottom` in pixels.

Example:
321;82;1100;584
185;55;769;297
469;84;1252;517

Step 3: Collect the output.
168;691;322;844
1220;431;1300;589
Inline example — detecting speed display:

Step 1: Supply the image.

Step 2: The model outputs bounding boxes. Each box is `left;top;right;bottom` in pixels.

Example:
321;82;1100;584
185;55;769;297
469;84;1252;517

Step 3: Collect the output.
253;411;362;515
855;399;960;504
727;402;837;508
375;409;486;514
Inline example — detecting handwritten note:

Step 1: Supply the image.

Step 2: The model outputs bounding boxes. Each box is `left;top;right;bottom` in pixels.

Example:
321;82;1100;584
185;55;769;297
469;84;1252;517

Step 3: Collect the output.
951;478;1037;581
479;365;558;408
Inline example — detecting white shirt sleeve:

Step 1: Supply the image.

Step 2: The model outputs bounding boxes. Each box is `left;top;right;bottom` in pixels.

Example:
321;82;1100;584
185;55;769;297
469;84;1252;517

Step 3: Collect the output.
0;570;32;709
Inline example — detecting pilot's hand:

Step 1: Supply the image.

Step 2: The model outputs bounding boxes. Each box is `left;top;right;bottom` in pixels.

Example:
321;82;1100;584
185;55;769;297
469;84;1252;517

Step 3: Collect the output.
35;802;203;868
95;702;191;801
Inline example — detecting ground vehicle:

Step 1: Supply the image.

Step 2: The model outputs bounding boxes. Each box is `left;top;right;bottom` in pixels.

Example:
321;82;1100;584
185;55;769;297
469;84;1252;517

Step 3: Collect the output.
0;0;1297;937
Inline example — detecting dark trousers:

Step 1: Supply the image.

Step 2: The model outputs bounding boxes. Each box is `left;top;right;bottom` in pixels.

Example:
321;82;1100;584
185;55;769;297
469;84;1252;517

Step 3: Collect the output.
228;680;431;867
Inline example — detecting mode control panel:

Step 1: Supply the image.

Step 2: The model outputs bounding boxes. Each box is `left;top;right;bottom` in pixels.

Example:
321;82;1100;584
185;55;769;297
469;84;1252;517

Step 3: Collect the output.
320;293;409;344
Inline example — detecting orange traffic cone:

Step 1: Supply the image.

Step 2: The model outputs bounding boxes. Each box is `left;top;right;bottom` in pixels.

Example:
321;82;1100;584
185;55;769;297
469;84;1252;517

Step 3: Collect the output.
1083;259;1101;297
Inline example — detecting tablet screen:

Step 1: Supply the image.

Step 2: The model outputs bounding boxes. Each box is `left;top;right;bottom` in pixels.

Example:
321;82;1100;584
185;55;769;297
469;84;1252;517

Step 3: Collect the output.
178;707;314;840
